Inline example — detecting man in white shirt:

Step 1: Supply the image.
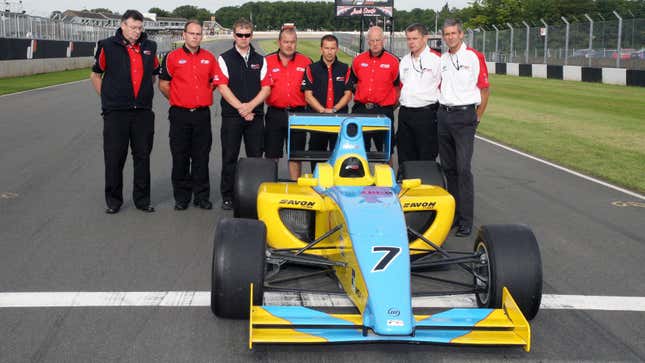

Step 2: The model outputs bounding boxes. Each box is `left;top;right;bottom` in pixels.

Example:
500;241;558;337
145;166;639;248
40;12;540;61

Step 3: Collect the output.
438;18;490;237
397;23;442;180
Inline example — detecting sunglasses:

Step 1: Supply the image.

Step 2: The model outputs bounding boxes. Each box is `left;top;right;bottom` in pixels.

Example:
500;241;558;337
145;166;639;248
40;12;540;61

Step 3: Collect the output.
235;33;252;38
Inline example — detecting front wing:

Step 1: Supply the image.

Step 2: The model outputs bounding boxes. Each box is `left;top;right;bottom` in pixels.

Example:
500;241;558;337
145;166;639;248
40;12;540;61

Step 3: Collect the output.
249;286;531;351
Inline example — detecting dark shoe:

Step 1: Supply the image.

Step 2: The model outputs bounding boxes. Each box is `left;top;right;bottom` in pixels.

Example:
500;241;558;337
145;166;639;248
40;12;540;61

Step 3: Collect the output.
455;225;472;237
136;205;155;213
221;199;233;210
105;206;120;214
174;202;189;211
194;200;213;210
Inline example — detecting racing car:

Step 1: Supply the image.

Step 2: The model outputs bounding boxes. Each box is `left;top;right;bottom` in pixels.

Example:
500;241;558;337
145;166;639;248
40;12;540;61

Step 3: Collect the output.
210;114;542;351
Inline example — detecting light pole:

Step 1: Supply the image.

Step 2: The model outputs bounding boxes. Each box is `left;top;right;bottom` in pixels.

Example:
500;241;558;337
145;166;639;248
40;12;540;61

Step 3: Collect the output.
492;24;499;62
522;21;530;64
612;10;622;68
540;18;548;64
584;13;593;67
561;16;570;65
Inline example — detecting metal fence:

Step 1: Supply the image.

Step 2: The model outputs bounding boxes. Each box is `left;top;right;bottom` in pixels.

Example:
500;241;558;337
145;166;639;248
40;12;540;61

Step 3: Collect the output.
468;15;644;69
0;13;179;53
336;15;645;70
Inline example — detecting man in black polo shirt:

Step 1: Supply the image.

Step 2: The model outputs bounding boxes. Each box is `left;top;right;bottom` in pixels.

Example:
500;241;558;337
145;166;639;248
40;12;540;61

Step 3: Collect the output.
90;10;159;214
302;34;352;170
215;18;271;210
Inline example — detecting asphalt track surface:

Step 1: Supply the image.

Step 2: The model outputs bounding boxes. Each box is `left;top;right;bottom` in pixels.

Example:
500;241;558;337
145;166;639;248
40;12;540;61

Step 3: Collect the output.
1;40;644;362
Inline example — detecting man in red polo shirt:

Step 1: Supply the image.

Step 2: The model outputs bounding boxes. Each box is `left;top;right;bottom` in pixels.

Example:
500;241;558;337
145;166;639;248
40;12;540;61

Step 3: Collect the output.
351;26;400;155
264;27;312;179
90;10;159;214
159;20;224;211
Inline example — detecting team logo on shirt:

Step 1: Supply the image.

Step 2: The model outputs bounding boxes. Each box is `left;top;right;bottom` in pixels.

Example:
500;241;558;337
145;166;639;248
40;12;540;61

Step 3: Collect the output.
335;76;345;81
213;75;220;81
200;59;210;64
272;67;281;73
380;63;391;69
178;59;187;64
296;67;305;72
250;63;261;69
360;62;369;67
143;50;152;55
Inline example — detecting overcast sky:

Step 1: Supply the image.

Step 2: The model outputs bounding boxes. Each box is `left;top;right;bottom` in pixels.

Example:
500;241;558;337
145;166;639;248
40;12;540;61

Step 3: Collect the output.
14;0;473;18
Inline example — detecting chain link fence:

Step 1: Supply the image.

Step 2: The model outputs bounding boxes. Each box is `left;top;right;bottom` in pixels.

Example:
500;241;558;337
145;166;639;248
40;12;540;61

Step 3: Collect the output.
0;13;180;53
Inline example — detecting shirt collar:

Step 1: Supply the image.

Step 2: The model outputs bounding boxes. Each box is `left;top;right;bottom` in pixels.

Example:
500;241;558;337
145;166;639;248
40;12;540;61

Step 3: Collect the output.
319;56;338;68
182;45;201;54
450;41;466;55
368;49;385;58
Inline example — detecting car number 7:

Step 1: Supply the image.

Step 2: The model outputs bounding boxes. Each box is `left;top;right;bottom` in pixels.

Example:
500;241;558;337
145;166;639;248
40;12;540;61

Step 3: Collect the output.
371;246;401;272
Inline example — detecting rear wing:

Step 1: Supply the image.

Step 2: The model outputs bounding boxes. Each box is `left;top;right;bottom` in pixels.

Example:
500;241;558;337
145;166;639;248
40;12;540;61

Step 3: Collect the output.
288;113;392;162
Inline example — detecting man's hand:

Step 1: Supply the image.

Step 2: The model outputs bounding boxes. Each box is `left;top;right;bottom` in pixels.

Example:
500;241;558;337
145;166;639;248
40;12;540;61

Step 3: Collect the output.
243;112;255;121
238;103;254;117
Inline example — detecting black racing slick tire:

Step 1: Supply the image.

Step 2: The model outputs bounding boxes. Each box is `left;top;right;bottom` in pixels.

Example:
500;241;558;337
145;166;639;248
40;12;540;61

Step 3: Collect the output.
211;218;266;319
401;160;446;189
234;157;277;219
473;224;543;320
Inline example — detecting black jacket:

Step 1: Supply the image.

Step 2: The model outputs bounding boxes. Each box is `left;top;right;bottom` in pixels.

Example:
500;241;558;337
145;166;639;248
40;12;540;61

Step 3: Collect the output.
93;29;158;112
218;44;266;117
302;57;353;113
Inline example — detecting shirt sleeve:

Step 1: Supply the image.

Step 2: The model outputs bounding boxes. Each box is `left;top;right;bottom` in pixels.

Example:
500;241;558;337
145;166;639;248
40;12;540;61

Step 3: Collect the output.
92;42;105;74
392;58;400;87
216;55;230;85
153;54;160;75
349;59;359;92
344;66;353;91
158;53;172;81
211;56;227;86
260;57;271;87
301;64;314;91
476;51;490;89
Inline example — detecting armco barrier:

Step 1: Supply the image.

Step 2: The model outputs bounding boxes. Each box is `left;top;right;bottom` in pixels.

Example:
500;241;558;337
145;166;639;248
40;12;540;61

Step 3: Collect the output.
1;37;96;77
486;61;645;87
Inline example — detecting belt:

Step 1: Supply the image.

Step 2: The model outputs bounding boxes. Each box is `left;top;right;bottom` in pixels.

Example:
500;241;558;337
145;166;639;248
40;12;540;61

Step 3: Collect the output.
357;102;392;110
269;106;307;112
401;103;438;111
173;106;209;112
439;104;477;112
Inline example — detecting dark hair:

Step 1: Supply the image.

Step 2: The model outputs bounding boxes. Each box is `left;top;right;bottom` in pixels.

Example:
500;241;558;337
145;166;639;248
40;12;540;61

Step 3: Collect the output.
184;20;202;32
233;18;254;32
121;9;143;22
405;23;429;36
278;27;297;40
320;34;338;47
442;18;464;33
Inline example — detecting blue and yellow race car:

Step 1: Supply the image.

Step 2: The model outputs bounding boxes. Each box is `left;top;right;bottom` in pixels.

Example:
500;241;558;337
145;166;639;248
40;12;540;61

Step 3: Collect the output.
210;114;542;351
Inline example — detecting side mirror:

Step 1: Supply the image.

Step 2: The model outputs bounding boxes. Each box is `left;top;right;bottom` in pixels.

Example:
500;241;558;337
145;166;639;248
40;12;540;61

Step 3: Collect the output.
297;177;318;187
401;178;421;189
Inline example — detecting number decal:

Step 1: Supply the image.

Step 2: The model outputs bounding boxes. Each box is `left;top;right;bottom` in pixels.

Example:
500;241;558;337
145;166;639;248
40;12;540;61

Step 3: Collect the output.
371;246;401;272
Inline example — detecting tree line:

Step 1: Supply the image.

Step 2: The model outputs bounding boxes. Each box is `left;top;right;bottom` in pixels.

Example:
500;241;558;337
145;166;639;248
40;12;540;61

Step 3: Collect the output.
138;0;644;31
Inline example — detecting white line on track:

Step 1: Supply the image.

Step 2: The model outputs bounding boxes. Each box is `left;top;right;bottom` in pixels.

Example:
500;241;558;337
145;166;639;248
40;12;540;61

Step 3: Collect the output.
1;292;645;312
476;135;645;201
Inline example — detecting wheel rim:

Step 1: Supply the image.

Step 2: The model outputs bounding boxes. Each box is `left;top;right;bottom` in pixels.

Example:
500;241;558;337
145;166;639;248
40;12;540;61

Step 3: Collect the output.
474;241;491;305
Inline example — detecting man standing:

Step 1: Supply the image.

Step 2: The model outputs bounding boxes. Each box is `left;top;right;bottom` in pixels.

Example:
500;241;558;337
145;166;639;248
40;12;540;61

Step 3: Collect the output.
264;27;312;180
351;26;400;154
90;10;159;214
302;34;353;167
438;19;490;237
216;18;271;210
159;20;223;211
397;23;442;179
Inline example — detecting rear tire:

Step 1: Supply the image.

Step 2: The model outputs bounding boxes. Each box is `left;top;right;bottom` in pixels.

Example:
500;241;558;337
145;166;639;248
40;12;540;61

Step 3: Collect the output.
211;218;266;319
473;224;542;320
401;160;446;188
234;158;277;219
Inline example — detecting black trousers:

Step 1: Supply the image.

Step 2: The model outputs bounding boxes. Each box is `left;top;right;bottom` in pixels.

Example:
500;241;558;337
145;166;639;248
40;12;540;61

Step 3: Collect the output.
103;109;154;209
308;132;338;172
397;105;439;178
220;114;263;199
351;103;395;153
169;106;212;204
264;106;307;159
437;106;478;228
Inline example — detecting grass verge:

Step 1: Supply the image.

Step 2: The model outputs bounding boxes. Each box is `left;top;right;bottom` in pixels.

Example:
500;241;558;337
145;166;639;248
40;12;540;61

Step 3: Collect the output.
0;68;91;95
258;39;353;64
481;74;645;193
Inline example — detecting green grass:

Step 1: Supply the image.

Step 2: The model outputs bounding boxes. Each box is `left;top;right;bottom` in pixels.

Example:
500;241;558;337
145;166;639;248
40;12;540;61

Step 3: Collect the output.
258;39;353;64
481;74;645;193
0;67;91;95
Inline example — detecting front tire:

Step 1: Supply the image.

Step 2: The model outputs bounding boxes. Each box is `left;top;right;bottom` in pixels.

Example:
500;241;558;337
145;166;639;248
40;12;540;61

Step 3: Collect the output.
211;218;266;319
473;224;542;320
234;157;277;219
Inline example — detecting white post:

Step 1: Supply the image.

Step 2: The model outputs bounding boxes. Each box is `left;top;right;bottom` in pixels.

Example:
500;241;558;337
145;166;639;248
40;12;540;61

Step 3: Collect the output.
561;16;570;65
612;10;622;68
492;24;499;62
540;18;548;64
522;21;530;64
584;14;593;67
506;22;514;62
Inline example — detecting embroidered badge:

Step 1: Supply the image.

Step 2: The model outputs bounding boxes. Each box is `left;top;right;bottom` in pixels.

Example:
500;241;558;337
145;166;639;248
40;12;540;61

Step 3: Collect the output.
250;63;261;69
